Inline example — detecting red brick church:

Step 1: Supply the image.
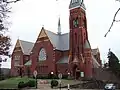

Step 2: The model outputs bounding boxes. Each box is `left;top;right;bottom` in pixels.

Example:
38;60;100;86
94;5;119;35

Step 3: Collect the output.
11;0;101;79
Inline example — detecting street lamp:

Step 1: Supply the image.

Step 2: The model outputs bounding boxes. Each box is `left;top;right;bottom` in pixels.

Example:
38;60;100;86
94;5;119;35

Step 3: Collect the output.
68;72;70;79
51;71;53;75
51;71;54;79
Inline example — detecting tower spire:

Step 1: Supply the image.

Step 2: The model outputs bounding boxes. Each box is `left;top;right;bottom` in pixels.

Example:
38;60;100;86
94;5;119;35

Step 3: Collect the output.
57;17;61;35
69;0;86;10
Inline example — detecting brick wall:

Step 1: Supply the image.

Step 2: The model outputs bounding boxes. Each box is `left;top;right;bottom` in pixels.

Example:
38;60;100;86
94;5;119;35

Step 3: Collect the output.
31;40;56;75
57;63;68;75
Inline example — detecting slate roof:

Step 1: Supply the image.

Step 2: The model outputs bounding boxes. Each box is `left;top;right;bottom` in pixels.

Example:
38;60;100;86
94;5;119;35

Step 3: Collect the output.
57;54;100;68
69;0;86;10
17;30;99;57
45;29;94;51
19;40;34;55
16;29;100;68
92;54;100;68
92;48;99;55
44;30;69;51
24;60;31;66
56;56;68;64
84;40;91;48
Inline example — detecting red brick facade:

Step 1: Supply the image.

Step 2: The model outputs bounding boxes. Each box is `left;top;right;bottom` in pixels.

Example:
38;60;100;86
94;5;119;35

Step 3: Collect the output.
11;46;27;76
69;7;93;78
31;39;55;75
11;1;101;78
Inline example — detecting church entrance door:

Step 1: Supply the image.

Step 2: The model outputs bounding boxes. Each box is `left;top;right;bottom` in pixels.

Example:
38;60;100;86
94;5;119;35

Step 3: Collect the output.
72;64;80;79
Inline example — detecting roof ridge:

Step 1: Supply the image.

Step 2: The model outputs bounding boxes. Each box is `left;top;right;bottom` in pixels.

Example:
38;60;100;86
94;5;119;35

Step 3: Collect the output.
44;29;57;35
45;29;69;36
18;40;25;54
61;33;69;35
19;39;34;55
19;39;34;44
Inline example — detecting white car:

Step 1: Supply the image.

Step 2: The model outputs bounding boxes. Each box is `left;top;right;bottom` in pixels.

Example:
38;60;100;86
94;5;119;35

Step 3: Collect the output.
104;83;116;90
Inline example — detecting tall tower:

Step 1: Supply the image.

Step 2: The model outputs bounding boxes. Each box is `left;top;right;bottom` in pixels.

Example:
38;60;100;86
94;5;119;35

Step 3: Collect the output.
69;0;92;78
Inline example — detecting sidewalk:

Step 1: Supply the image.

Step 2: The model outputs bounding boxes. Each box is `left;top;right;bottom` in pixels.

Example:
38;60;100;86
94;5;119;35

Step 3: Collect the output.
24;88;104;90
37;79;82;88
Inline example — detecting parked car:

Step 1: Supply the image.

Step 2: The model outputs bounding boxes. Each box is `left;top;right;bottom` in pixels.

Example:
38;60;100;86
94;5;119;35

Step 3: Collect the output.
104;83;116;90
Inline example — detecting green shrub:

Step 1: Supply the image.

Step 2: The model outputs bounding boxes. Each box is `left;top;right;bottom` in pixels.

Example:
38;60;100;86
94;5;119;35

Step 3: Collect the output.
40;76;48;79
35;75;47;79
18;80;36;88
27;80;36;87
18;81;25;88
62;75;68;79
51;80;58;88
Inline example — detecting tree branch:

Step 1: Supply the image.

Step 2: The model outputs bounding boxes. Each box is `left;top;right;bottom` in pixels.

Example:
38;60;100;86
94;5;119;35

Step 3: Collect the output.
115;20;120;22
80;0;83;7
104;7;120;37
4;0;21;3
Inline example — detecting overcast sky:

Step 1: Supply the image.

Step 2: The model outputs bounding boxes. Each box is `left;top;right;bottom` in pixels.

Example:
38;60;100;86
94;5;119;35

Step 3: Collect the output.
2;0;120;68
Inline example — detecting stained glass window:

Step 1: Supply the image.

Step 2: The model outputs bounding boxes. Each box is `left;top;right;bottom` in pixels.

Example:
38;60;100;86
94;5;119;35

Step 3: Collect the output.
39;48;46;61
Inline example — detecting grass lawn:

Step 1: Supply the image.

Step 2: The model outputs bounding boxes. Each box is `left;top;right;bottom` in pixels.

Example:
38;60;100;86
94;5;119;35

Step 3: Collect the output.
0;76;35;89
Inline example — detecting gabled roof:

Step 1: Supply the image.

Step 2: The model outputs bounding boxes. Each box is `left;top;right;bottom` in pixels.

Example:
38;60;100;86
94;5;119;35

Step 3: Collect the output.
44;29;69;51
92;48;99;55
44;30;59;48
18;40;34;55
15;28;100;58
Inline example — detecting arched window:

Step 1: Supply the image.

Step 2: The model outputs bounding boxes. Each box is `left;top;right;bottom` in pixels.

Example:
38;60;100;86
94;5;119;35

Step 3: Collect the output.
39;48;46;61
73;17;79;28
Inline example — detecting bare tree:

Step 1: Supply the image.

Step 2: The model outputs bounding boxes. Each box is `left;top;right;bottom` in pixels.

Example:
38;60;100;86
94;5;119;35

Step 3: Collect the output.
104;0;120;37
0;0;21;58
0;0;21;77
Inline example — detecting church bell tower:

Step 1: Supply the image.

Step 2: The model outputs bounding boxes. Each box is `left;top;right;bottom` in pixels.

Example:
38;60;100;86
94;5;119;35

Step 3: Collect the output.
69;0;90;78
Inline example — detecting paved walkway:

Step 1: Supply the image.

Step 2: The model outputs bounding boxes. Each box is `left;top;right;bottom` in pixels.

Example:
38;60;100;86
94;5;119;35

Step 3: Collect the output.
23;80;108;90
37;79;83;89
24;89;104;90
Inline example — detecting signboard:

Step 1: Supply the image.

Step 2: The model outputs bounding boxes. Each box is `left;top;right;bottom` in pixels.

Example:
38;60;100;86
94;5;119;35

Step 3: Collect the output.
80;72;84;77
58;73;62;79
33;70;37;78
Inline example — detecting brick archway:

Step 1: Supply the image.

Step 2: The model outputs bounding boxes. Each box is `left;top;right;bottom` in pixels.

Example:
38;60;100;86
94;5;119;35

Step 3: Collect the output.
72;64;80;79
